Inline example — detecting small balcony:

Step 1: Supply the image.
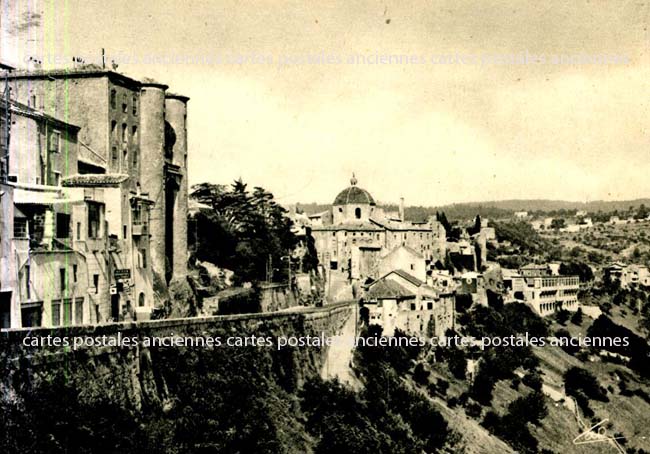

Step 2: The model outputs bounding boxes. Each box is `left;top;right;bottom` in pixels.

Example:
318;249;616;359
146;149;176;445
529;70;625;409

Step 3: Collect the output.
132;223;148;236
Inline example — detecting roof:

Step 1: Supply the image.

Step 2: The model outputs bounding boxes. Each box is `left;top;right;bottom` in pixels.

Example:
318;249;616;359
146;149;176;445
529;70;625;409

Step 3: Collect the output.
312;222;383;232
62;174;129;187
333;184;375;205
606;262;626;269
165;92;190;102
12;186;82;205
388;269;425;287
3;65;147;89
381;244;424;260
520;263;548;270
130;194;155;205
369;217;432;231
366;279;415;299
502;269;523;278
77;141;107;169
9;100;81;131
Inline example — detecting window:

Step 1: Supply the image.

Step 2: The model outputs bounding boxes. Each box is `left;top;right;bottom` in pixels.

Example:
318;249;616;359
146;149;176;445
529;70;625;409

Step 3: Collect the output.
76;222;81;240
410;264;414;271
73;265;78;283
123;148;128;172
25;264;31;300
121;123;127;142
138;292;145;307
56;213;70;238
427;302;433;310
59;268;67;296
111;120;117;140
63;298;72;325
93;274;99;294
110;89;117;109
14;217;27;238
112;146;118;164
410;303;416;311
74;298;84;324
30;94;37;107
52;301;61;326
123;225;127;238
88;203;101;239
122;93;128;113
131;125;138;143
355;207;361;219
140;248;147;268
0;117;6;146
49;131;61;153
132;95;138;115
54;171;61;186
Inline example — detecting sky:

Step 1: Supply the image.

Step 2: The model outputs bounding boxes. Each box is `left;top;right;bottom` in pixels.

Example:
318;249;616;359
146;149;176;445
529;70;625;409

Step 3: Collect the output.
1;0;649;206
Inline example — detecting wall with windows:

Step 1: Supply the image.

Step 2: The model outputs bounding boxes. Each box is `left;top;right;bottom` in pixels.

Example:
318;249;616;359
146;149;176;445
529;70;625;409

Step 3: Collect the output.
3;76;107;164
108;81;140;186
7;109;79;186
1;184;20;328
19;250;89;327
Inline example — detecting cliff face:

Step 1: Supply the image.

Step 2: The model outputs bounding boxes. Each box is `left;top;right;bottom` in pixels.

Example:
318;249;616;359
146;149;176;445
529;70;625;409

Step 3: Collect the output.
0;303;353;415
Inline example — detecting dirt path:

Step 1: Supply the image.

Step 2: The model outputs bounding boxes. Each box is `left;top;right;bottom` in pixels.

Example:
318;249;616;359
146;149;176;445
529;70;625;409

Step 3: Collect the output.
321;308;361;389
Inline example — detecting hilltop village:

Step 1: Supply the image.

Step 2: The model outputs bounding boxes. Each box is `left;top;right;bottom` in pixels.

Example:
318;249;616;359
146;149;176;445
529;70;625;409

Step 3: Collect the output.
0;56;645;339
2;60;650;454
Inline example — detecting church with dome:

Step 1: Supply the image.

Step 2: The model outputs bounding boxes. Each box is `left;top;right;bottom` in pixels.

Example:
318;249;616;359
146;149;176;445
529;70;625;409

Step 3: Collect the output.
308;175;447;281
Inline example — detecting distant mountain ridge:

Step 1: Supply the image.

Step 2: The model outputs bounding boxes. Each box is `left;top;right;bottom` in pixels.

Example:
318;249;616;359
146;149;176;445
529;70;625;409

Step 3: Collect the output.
294;198;650;222
436;198;650;213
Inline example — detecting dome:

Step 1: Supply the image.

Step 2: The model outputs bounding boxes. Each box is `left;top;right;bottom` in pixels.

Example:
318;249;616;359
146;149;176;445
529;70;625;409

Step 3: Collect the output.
333;175;375;205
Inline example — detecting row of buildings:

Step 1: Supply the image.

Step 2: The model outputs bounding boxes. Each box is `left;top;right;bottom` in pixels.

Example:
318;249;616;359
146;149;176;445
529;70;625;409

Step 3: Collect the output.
297;177;585;335
0;62;189;329
603;262;650;288
298;177;464;337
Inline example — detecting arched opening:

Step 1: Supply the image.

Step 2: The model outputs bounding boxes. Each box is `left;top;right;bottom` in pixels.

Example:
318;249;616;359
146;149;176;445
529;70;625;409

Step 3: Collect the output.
355;207;361;219
138;292;145;307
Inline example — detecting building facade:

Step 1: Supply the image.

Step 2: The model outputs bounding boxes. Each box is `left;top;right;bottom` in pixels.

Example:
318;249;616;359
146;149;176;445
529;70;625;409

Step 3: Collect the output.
0;65;189;329
311;176;447;283
362;269;455;337
517;264;580;316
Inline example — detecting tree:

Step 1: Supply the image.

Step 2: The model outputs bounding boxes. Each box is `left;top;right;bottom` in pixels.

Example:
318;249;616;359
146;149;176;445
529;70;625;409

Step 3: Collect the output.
507;391;548;425
555;309;570;325
564;367;608;402
571;308;583;325
189;181;298;284
559;261;594;283
447;348;468;380
550;218;566;230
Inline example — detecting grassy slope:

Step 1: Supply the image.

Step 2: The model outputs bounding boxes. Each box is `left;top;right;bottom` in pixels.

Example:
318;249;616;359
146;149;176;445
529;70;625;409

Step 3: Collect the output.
532;315;650;453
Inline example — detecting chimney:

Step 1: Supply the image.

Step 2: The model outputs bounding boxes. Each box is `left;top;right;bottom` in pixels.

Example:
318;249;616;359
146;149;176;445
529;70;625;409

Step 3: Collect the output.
399;197;404;222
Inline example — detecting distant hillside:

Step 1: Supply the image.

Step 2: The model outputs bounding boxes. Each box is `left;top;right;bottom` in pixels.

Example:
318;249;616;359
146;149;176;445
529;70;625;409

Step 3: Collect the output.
294;199;650;222
437;199;650;214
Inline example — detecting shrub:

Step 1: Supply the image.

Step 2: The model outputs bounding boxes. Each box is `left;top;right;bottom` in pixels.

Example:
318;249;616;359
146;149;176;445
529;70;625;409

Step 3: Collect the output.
571;308;583;326
522;371;543;392
564;367;608;402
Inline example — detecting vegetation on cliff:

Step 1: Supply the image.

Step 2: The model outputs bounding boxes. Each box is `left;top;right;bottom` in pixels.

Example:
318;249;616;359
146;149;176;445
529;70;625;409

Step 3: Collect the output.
189;180;300;285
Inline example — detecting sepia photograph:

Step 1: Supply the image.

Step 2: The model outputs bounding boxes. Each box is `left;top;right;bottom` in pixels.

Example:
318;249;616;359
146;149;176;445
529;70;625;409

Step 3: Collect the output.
1;0;649;453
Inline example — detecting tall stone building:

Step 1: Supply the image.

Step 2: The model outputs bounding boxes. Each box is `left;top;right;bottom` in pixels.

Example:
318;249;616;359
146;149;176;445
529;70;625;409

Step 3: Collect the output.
309;175;447;282
0;65;189;328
